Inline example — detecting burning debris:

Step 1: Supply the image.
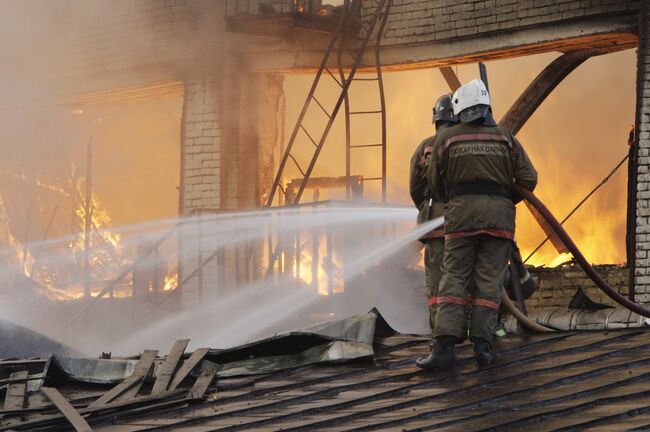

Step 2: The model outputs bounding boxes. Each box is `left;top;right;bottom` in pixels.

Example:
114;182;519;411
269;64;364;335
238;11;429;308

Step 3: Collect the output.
0;165;178;303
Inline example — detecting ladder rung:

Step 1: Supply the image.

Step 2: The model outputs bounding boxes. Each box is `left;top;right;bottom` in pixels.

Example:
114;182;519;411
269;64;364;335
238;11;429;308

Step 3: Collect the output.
311;96;331;118
324;67;343;88
350;144;383;148
265;0;390;208
288;154;306;177
299;124;319;148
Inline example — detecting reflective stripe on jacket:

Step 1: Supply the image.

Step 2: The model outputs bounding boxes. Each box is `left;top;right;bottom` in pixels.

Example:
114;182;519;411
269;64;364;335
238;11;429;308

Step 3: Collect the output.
427;122;538;239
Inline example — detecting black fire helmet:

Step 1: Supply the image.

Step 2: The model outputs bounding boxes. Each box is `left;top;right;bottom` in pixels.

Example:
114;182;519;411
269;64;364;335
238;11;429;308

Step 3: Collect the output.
432;93;459;130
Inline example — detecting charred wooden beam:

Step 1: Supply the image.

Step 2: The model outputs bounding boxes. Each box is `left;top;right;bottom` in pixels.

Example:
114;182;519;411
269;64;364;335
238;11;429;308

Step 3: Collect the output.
41;387;93;432
169;348;210;391
3;371;27;411
0;389;187;431
188;370;216;400
499;51;593;135
439;66;461;92
479;62;489;91
89;350;157;407
152;340;189;395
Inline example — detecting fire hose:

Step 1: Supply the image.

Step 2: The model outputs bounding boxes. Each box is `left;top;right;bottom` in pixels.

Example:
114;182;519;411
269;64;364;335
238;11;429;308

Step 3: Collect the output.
513;184;650;319
501;289;554;332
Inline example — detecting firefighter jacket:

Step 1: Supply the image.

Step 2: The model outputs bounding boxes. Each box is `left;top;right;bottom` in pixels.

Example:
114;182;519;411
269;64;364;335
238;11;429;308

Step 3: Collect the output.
427;122;537;240
409;135;445;239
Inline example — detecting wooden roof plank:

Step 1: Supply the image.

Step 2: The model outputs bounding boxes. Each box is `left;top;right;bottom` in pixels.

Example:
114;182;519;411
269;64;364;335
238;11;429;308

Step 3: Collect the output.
152;340;189;395
169;348;210;391
41;387;93;432
90;350;158;407
3;371;27;411
37;330;650;432
0;389;187;431
183;333;650;432
108;332;643;431
190;370;216;400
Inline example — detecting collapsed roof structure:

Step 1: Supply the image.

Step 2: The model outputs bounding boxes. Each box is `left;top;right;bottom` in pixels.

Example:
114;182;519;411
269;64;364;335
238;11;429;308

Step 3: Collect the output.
2;309;650;431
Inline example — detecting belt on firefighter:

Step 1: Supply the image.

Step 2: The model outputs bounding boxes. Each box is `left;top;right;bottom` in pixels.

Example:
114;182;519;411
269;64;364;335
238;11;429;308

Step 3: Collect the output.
444;228;514;241
448;182;512;200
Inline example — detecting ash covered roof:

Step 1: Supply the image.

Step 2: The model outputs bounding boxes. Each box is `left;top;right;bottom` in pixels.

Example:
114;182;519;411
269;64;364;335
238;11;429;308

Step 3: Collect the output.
2;313;650;431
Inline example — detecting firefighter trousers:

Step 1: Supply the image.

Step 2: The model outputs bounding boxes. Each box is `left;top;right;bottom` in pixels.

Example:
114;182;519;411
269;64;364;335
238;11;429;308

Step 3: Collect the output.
424;238;444;332
433;235;511;344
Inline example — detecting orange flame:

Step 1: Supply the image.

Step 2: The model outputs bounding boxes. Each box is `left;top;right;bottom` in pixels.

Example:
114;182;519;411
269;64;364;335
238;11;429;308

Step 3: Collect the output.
0;174;176;301
293;234;344;296
163;272;178;291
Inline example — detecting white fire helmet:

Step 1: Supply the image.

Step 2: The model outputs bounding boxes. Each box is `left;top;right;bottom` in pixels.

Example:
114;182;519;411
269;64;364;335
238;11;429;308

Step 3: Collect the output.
451;79;491;116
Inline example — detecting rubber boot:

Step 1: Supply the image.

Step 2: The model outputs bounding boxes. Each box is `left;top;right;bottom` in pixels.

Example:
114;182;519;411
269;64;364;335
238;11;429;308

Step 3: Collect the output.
416;336;456;371
474;338;494;367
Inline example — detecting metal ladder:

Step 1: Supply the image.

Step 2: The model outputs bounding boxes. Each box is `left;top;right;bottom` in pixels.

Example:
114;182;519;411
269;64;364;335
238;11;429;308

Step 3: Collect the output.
265;0;392;207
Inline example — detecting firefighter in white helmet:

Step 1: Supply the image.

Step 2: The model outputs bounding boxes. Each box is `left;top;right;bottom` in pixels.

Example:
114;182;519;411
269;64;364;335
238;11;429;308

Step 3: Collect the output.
419;79;538;370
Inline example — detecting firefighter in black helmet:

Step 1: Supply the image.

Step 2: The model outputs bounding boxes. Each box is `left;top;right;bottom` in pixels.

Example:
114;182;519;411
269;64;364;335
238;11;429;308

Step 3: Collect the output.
409;93;459;368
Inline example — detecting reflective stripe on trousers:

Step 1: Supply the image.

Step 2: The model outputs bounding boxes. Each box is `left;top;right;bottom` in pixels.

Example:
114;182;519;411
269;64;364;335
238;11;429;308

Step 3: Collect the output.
429;295;499;310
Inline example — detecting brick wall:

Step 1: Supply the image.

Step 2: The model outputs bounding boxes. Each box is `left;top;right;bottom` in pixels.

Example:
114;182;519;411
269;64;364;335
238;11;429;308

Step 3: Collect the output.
73;0;191;73
247;0;638;71
528;265;628;309
50;1;225;214
54;0;193;94
635;1;650;302
369;0;638;47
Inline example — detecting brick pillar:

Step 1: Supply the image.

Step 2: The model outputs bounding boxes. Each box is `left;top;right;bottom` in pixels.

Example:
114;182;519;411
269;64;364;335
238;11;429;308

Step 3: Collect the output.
179;68;286;306
179;0;225;214
180;73;222;212
634;1;650;303
178;0;225;308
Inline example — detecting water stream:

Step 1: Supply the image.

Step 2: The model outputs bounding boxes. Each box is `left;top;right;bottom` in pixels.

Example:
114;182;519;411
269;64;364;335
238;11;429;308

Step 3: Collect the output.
0;205;442;355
